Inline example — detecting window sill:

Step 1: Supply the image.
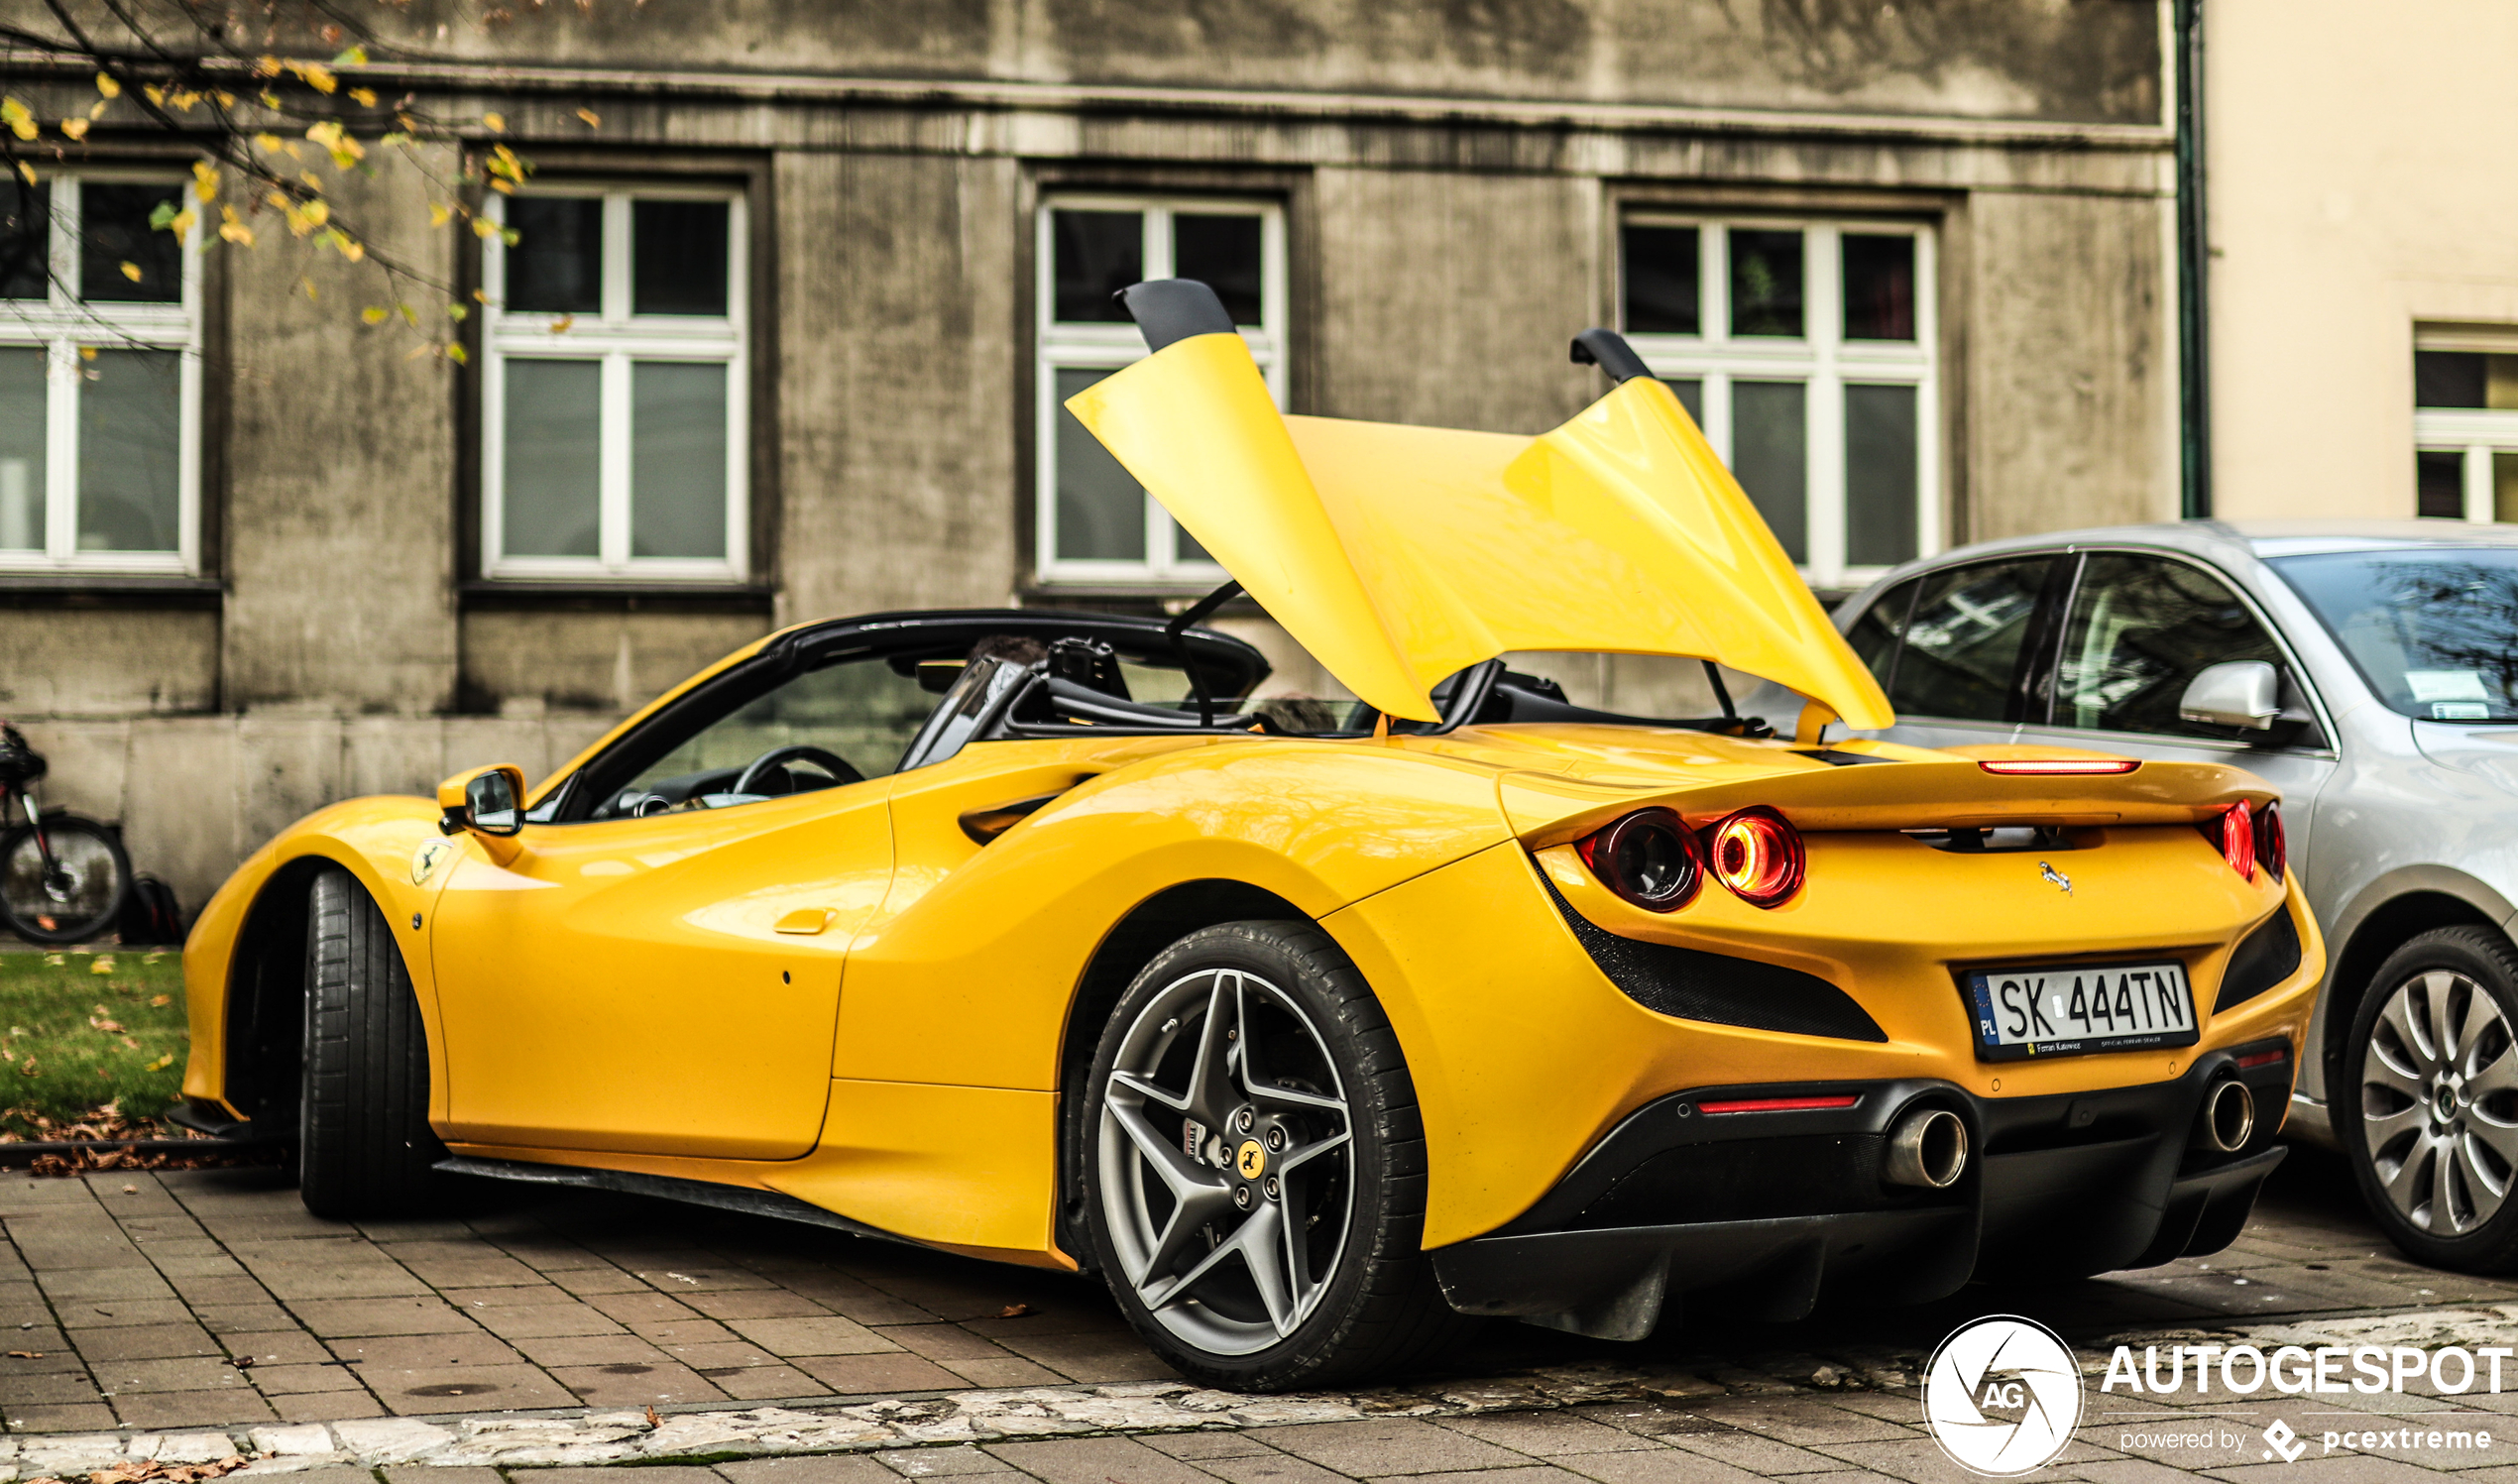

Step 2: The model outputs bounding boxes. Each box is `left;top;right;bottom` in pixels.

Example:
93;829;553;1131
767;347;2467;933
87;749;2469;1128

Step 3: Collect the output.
458;579;774;614
0;574;222;610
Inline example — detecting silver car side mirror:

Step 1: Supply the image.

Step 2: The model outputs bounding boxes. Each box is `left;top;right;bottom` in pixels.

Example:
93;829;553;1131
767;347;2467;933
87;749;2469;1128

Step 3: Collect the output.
2179;660;2281;732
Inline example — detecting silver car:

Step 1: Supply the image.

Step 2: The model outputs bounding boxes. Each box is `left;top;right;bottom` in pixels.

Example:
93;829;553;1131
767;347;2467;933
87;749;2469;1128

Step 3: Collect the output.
1817;519;2518;1273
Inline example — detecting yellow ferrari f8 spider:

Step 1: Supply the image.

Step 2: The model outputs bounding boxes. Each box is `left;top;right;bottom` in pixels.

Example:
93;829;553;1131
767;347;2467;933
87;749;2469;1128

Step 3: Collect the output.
178;280;2323;1390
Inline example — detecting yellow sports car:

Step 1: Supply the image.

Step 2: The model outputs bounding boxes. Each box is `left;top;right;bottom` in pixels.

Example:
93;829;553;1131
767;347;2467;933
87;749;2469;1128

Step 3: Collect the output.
177;281;2323;1391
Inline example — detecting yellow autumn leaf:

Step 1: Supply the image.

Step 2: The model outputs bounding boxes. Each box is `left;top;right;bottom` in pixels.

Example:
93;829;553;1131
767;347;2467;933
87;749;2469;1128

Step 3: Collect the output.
254;56;283;77
330;231;363;263
212;91;235;108
217;204;254;247
300;171;323;192
191;161;218;202
87;100;106;121
576;108;600;128
349;87;378;108
300;277;317;300
471;216;498;240
361;306;388;324
399;302;417;327
76;346;96;360
489;178;514;195
291;62;338;94
428;202;450;228
58;118;88;141
0;98;36;142
117;262;140;283
168;208;195;238
94;71;120;98
148;994;170;1007
12;162;31;186
253;132;282;153
146;1054;172;1072
261;91;281;109
303;199;329;228
482;111;506;132
142;85;164;108
445;342;470;366
332;45;369;66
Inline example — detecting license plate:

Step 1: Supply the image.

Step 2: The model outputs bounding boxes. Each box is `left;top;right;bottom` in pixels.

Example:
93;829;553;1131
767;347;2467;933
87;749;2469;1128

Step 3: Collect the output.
1960;961;2200;1062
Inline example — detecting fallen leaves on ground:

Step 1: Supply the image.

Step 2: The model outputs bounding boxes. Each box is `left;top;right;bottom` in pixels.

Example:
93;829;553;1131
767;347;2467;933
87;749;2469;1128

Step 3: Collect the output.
998;1304;1032;1318
50;1453;257;1484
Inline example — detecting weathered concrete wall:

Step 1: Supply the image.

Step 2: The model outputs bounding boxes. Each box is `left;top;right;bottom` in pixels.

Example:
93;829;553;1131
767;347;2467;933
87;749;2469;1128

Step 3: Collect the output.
1963;188;2177;538
219;146;463;715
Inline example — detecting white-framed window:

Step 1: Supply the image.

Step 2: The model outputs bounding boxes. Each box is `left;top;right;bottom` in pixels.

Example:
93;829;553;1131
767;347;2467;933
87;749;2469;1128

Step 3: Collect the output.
1035;195;1284;587
0;171;201;573
1618;214;1937;591
483;185;747;581
2413;329;2518;522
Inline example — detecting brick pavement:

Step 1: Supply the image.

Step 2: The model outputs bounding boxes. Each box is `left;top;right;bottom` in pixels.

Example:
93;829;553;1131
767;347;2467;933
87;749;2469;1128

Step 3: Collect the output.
0;1145;2514;1479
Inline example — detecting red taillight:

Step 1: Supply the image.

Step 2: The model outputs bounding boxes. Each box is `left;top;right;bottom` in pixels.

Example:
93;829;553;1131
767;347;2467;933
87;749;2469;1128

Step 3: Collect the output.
2255;802;2287;883
2217;800;2258;879
1707;807;1804;908
1575;808;1700;912
1696;1094;1859;1114
1977;758;2141;776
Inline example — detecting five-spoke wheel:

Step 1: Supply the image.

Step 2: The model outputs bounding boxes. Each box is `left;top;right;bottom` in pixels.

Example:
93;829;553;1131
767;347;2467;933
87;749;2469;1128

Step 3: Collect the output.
1079;920;1472;1389
2346;927;2518;1270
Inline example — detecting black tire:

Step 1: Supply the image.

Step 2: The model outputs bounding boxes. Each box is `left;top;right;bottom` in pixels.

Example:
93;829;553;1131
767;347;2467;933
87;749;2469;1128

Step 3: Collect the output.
0;815;131;946
2344;926;2518;1272
1079;920;1476;1390
299;868;445;1218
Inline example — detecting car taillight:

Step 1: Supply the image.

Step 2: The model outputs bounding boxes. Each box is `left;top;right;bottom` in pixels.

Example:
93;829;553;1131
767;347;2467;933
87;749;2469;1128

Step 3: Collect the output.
1977;758;2140;776
2206;800;2257;879
2254;802;2286;883
1708;807;1804;908
1575;808;1700;912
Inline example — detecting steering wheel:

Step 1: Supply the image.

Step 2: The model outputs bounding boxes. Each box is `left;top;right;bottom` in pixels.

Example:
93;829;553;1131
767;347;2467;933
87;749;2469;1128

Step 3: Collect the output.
732;744;863;797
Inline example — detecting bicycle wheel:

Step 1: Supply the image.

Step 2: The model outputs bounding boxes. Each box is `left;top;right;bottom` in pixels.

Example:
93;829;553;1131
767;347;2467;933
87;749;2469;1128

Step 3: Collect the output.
0;816;133;946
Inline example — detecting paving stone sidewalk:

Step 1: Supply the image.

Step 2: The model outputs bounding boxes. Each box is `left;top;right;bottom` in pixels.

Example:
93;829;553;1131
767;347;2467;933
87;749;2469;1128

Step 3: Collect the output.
0;1146;2513;1479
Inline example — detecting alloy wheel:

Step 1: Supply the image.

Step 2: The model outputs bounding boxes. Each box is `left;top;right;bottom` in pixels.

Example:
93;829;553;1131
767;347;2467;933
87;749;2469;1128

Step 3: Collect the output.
1096;967;1356;1355
2361;969;2518;1235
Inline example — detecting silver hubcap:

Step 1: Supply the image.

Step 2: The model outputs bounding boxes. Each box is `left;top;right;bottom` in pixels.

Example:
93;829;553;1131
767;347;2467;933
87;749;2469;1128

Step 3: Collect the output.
2361;970;2518;1234
1096;968;1355;1355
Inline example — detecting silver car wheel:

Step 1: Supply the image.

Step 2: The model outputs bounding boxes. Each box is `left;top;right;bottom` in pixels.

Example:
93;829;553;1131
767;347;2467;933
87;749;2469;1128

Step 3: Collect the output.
1096;967;1356;1357
2361;969;2518;1235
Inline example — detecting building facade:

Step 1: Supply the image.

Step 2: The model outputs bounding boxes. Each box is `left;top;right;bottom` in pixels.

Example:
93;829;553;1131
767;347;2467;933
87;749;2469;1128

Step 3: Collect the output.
1;0;2182;909
2208;0;2518;524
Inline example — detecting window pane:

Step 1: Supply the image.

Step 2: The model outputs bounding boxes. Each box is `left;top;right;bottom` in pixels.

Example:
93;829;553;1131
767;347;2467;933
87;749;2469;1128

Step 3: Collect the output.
2057;554;2281;738
1052;210;1141;323
1053;367;1144;561
1842;234;1915;341
1174;519;1212;564
2417;450;2466;518
1174;214;1263;326
1890;558;2052;723
0;178;45;300
630;361;728;558
78;182;181;304
1732;380;1806;563
1729;228;1803;337
1661;378;1703;425
2416;351;2486;408
76;349;179;551
615;655;937;811
1847;576;1919;687
502;359;601;557
2499;452;2518;524
632;199;730;316
507;198;603;314
0;348;45;550
1622;224;1699;335
1845;384;1918;567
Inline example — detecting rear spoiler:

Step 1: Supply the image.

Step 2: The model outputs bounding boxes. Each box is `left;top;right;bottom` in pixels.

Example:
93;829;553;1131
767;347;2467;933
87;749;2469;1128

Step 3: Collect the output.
1503;753;2276;851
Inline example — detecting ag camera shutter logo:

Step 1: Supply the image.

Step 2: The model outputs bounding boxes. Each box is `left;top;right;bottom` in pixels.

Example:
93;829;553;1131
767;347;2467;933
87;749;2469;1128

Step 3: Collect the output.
1925;1315;2085;1476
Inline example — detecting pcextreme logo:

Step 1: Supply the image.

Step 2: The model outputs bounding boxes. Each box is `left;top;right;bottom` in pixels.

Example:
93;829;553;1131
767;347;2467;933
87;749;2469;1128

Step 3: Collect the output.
1924;1316;2085;1476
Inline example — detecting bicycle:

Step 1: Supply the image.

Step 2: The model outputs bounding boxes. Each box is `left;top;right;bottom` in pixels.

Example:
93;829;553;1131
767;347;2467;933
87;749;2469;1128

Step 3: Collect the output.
0;722;132;946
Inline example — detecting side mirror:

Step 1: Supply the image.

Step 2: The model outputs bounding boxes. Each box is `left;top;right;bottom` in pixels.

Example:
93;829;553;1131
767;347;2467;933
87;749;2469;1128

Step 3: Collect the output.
2179;661;2281;732
438;764;528;839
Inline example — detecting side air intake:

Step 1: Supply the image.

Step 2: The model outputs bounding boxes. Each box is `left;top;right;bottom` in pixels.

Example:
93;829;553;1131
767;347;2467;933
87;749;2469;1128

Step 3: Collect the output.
1535;860;1886;1042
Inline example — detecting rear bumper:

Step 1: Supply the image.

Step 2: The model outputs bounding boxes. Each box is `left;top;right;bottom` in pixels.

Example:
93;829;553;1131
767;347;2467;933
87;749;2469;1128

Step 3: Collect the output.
1429;1041;2294;1339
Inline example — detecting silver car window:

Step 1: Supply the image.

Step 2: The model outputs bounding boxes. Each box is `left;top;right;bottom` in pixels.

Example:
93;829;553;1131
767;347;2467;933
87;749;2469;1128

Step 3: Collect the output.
2269;547;2518;723
2055;554;2283;739
1888;558;2052;723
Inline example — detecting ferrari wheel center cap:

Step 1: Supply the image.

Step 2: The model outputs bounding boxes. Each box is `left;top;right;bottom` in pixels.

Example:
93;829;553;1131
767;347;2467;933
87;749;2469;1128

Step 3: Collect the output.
1235;1139;1266;1179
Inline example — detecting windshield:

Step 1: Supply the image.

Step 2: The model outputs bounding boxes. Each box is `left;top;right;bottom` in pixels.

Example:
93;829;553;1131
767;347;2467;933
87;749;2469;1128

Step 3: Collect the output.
2268;547;2518;722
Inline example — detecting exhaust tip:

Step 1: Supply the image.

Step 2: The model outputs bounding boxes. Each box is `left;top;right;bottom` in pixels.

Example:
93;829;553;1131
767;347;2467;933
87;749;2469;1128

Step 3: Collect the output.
1886;1107;1969;1190
2197;1079;2256;1153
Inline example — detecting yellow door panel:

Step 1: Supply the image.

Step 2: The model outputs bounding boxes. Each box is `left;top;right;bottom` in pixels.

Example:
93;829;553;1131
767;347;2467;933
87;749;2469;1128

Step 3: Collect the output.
429;781;892;1160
